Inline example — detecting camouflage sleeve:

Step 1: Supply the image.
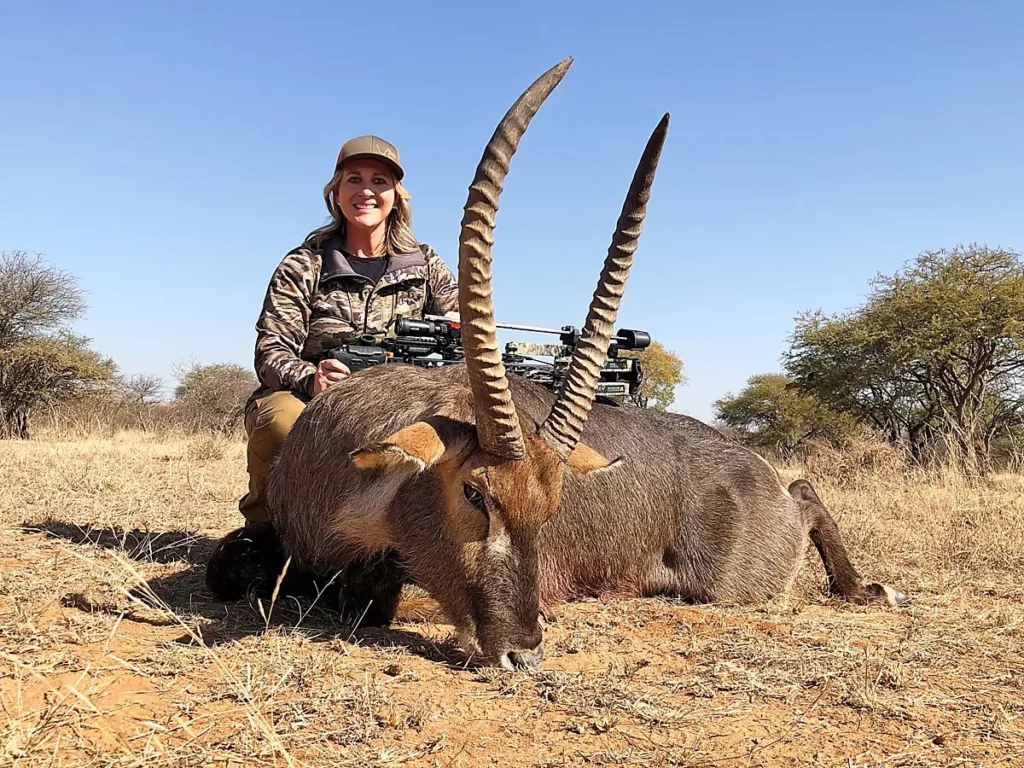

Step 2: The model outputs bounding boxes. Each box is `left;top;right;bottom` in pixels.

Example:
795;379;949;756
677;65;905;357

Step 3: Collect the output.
254;248;319;396
423;245;460;317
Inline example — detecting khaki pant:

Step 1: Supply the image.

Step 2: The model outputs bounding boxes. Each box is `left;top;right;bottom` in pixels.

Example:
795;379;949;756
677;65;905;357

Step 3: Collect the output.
238;390;308;524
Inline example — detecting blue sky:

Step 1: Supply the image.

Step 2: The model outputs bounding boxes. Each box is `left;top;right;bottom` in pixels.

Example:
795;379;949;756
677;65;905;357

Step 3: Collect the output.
2;2;1022;421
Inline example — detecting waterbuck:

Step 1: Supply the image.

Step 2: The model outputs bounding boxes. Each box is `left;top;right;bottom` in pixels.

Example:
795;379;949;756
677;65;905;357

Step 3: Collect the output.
207;58;907;670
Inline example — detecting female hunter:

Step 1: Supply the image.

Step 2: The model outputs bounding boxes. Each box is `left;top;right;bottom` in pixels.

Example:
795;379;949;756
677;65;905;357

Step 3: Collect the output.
237;135;459;527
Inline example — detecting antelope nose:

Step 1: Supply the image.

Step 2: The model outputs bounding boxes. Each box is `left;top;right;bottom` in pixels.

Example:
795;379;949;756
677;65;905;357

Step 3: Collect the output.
507;645;544;670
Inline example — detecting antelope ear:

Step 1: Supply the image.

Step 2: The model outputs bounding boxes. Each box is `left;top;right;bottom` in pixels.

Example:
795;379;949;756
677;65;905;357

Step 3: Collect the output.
566;442;623;474
351;419;469;472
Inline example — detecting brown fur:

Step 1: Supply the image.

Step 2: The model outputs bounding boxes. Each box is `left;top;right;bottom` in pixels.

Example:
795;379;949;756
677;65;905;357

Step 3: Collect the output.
352;420;454;471
214;61;906;670
257;364;907;668
567;442;620;473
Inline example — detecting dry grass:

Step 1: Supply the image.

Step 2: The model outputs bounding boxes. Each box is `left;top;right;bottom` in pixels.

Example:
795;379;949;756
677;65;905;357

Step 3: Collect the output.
1;433;1022;767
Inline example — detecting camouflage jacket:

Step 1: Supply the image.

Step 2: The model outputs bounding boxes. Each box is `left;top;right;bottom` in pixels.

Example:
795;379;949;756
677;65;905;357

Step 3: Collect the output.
252;234;459;399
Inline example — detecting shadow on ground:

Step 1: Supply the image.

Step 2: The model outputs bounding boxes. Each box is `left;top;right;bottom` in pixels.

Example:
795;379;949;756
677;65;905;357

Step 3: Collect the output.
20;520;467;668
24;520;216;564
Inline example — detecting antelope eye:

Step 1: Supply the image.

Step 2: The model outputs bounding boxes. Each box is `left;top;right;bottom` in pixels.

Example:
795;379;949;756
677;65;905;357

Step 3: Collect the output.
462;483;486;513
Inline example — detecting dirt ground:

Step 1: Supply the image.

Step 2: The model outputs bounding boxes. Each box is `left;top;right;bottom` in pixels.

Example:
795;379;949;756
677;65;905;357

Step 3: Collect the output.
2;434;1022;766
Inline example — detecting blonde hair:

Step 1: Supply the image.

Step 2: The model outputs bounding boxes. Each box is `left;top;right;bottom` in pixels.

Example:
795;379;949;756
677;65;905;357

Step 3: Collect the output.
303;165;420;255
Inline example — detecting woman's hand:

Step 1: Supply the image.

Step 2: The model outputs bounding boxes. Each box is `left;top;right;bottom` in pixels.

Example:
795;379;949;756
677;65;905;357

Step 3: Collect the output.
312;358;351;396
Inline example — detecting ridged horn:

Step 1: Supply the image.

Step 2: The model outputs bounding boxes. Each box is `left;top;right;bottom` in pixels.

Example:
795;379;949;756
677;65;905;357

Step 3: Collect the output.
458;58;573;460
538;113;670;460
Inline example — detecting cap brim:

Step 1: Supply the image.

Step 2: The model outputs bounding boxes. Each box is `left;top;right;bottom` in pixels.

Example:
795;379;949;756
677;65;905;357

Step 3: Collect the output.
338;152;404;181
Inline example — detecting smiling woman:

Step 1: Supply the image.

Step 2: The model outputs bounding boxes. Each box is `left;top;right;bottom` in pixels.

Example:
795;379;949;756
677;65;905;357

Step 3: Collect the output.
225;134;460;532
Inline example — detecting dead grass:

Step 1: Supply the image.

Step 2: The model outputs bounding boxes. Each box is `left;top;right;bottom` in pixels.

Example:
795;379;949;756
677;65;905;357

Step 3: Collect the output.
1;433;1022;766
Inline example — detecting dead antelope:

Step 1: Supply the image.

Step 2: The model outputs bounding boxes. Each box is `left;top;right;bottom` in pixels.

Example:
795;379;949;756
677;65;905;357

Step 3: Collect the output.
207;58;907;670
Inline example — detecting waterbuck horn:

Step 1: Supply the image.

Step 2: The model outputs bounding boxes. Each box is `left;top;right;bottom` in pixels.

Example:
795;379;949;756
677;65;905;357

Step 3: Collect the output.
458;57;573;460
538;113;670;460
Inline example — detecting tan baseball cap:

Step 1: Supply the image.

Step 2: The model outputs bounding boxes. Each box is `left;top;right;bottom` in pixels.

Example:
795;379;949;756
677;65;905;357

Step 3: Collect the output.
335;135;404;180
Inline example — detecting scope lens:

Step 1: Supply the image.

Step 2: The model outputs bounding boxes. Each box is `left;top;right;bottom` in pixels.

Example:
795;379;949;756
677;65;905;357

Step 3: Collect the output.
396;318;433;336
615;329;651;350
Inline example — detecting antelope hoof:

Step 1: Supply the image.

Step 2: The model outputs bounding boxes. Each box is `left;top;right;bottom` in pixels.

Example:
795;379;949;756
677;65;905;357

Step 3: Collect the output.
861;582;911;607
205;523;281;601
881;585;911;607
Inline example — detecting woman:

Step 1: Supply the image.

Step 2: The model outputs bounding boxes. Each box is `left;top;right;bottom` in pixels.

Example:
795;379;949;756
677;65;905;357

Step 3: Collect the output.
238;134;459;526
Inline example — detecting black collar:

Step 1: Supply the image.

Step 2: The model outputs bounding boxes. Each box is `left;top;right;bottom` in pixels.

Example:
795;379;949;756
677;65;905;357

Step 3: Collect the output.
320;234;426;283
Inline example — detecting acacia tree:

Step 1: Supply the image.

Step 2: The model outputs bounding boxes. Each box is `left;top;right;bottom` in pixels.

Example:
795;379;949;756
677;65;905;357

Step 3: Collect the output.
0;251;85;347
621;340;685;410
173;362;258;432
121;373;165;405
0;251;116;438
786;245;1024;468
786;310;938;453
714;373;859;457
